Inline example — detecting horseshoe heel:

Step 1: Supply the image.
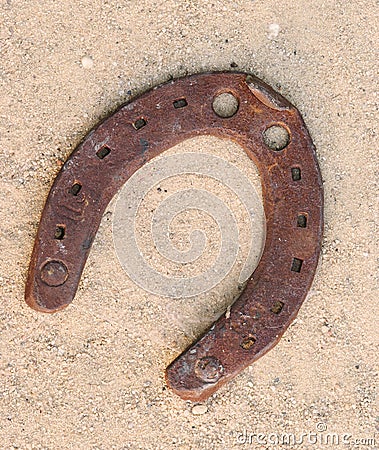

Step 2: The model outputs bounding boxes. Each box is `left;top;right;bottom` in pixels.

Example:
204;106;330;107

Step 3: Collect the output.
25;72;323;401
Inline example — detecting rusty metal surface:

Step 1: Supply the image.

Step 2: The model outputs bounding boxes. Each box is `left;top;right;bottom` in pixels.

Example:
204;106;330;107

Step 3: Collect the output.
25;72;323;401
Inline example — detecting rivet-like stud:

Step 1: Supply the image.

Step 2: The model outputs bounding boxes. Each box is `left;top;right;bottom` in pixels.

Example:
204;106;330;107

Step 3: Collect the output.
40;260;68;287
194;356;224;383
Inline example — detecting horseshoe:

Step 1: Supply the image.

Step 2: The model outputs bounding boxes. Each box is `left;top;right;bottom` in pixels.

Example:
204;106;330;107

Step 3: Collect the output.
25;72;323;402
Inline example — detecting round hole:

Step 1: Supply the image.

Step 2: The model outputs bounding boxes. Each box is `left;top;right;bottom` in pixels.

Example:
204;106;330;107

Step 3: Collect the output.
263;125;290;151
212;92;239;118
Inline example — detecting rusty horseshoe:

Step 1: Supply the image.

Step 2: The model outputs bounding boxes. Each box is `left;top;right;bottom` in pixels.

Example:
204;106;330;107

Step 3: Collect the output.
25;72;323;401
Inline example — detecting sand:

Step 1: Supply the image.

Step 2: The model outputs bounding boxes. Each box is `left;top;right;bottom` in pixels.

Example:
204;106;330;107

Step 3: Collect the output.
0;0;378;448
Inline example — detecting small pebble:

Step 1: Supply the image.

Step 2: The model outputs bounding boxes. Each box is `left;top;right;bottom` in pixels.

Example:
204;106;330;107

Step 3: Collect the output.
81;55;94;69
268;23;280;39
192;404;208;415
321;325;329;334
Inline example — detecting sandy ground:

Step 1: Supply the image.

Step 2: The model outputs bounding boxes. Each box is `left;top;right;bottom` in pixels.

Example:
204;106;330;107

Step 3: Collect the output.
0;0;378;449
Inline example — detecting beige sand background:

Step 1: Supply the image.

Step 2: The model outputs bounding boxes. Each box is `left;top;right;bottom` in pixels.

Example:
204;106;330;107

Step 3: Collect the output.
1;0;378;449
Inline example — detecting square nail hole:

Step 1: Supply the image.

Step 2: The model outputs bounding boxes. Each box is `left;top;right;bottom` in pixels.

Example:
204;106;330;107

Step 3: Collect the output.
133;118;147;130
54;225;66;240
173;98;188;109
291;167;301;181
291;257;303;273
96;146;111;159
297;214;307;228
271;301;284;314
241;336;256;350
70;182;82;196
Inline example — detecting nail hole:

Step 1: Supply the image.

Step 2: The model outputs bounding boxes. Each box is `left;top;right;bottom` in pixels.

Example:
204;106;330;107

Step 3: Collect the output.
263;125;290;151
291;167;301;181
173;98;188;109
297;214;307;228
212;92;239;118
54;225;65;240
291;258;303;273
96;146;111;159
241;336;256;350
70;182;82;196
271;301;284;314
133;118;147;130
